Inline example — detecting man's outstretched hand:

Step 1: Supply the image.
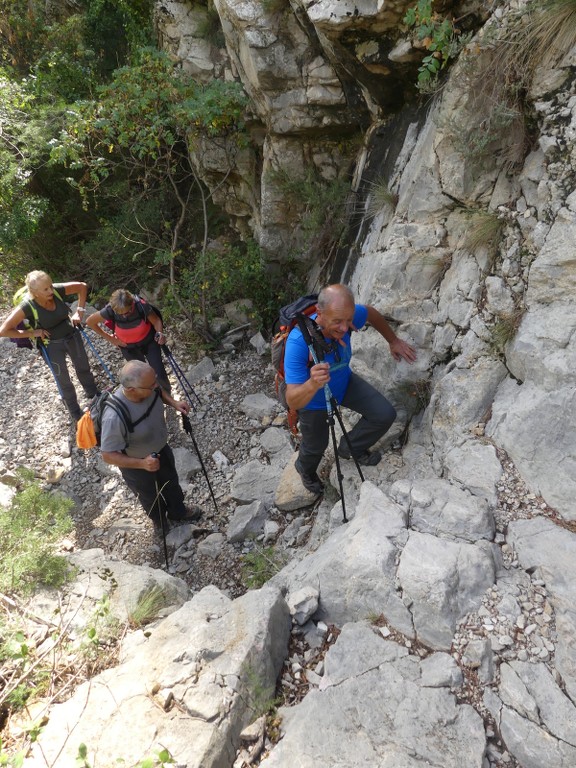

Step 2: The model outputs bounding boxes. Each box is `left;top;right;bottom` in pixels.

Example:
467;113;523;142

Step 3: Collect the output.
389;337;417;363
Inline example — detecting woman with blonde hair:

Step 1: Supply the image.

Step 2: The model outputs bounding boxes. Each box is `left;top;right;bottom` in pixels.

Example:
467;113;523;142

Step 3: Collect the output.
0;270;98;421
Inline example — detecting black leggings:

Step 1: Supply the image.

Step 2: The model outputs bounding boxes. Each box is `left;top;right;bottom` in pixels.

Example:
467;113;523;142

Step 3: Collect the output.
121;334;171;392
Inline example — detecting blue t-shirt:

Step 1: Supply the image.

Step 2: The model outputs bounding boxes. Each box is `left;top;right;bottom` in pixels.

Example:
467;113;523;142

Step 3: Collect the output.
284;304;368;410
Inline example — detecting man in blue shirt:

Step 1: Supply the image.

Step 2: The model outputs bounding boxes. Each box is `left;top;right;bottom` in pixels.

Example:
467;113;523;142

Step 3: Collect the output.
284;284;416;494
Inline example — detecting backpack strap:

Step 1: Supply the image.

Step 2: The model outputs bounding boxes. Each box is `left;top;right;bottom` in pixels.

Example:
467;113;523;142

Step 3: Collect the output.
106;387;160;435
133;296;145;320
131;388;161;428
103;396;133;445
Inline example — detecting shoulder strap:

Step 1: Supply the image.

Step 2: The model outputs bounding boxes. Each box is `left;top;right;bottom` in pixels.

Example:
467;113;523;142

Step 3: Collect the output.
132;388;161;427
133;296;147;321
21;299;38;328
105;388;160;435
104;395;133;434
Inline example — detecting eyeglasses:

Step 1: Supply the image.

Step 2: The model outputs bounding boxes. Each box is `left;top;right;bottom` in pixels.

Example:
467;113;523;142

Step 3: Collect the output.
137;376;157;391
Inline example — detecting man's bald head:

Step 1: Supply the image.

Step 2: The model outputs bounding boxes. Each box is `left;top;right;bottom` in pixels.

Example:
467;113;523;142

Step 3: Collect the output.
120;360;155;388
317;284;355;312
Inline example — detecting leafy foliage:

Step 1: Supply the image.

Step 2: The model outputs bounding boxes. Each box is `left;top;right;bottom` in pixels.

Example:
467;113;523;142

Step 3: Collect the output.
0;471;73;596
51;48;246;194
0;0;48;74
404;0;471;89
48;47;248;315
83;0;155;77
30;16;99;101
166;238;306;336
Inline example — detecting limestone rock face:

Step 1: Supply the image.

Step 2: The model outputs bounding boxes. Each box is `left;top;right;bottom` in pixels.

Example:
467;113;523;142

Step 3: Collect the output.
154;0;470;257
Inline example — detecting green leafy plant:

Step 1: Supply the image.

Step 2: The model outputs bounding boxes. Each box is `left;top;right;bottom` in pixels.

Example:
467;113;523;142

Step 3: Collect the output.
76;743;175;767
80;594;122;673
404;0;470;89
0;471;73;596
50;47;248;331
0;737;25;767
164;238;305;338
240;546;284;589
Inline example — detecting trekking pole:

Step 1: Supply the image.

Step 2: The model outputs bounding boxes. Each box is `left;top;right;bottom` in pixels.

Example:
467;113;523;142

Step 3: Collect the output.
181;413;219;514
38;343;65;400
295;315;365;524
79;327;116;383
151;452;169;569
161;345;201;410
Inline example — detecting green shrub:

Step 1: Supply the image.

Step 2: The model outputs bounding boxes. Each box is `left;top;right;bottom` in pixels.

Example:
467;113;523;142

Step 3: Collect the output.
403;0;471;89
241;546;284;589
165;239;306;337
0;472;74;596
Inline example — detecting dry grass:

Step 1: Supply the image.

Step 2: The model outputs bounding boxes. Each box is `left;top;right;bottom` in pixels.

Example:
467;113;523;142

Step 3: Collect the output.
512;0;576;71
365;177;398;220
464;209;505;254
490;308;525;352
444;0;576;170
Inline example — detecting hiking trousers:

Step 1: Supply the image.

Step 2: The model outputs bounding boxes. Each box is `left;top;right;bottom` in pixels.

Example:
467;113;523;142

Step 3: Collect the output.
120;444;186;527
45;331;98;420
120;335;171;393
297;372;397;475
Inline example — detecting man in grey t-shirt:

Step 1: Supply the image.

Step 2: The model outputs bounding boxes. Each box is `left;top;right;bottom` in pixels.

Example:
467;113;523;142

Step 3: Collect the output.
100;360;202;528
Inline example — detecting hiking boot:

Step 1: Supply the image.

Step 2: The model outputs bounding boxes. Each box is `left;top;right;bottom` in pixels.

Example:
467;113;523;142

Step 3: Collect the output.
338;448;382;466
295;461;324;495
169;504;203;523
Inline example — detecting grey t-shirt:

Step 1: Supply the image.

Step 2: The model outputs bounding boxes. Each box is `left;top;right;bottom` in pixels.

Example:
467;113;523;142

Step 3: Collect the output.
100;387;168;458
